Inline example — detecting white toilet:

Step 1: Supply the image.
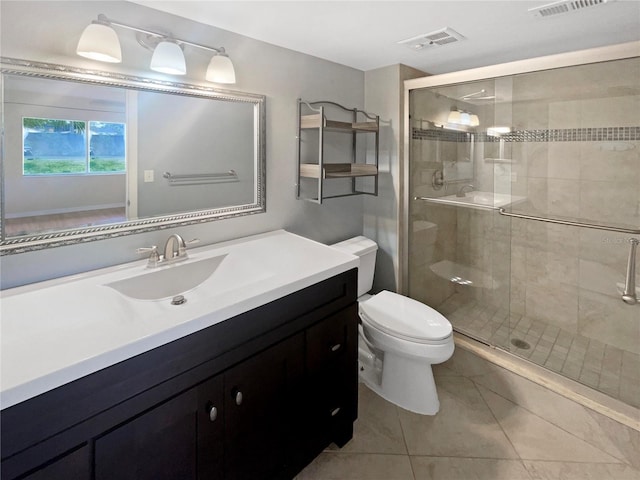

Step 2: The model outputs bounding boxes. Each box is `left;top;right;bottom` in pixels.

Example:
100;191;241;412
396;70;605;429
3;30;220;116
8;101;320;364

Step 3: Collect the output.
331;236;454;415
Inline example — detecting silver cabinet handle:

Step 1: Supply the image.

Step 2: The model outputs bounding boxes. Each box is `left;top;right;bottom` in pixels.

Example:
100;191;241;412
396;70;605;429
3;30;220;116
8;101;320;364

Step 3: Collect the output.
207;403;218;422
330;407;341;417
331;343;342;352
234;390;243;406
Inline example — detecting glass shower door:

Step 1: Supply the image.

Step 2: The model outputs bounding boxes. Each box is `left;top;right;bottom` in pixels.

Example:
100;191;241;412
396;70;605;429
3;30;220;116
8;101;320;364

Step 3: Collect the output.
408;81;513;351
407;55;640;409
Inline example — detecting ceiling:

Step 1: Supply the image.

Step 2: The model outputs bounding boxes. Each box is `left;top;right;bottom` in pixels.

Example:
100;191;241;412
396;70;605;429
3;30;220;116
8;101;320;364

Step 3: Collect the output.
130;0;640;75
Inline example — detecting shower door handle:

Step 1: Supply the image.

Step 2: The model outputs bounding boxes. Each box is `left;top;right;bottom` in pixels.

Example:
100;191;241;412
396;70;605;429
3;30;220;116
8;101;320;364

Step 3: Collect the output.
622;238;639;305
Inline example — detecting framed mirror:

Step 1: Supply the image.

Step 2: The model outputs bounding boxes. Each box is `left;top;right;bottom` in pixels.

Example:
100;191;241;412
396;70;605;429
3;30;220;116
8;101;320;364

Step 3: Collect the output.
0;58;266;254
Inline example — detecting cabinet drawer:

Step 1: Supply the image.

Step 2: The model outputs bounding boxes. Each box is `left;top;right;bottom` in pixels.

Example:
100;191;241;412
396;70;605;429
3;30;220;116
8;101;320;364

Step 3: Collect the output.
19;446;90;480
306;312;348;374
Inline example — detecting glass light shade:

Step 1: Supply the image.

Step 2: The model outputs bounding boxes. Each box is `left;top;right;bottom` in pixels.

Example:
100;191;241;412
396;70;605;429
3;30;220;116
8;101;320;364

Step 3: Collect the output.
447;110;462;124
460;112;471;125
469;114;480;127
206;53;236;84
76;23;122;63
150;41;186;75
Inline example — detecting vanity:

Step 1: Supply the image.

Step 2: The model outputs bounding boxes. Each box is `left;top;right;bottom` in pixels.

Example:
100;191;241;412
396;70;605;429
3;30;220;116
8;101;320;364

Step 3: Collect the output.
0;230;360;480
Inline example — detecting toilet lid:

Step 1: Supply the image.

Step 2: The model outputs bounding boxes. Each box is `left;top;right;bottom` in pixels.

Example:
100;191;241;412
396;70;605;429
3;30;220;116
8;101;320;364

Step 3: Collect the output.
359;290;452;342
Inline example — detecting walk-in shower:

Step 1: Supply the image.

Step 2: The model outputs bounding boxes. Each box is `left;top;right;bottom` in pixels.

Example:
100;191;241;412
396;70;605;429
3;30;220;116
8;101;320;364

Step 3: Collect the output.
404;42;639;413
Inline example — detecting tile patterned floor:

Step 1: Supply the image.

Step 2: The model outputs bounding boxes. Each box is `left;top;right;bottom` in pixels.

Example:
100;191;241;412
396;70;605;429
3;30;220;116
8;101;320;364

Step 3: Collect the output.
437;294;640;409
296;348;640;480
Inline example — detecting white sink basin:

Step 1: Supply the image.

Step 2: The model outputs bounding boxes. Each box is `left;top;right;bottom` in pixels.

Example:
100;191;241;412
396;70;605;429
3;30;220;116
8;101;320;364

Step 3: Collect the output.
1;230;360;410
105;255;227;300
429;191;527;210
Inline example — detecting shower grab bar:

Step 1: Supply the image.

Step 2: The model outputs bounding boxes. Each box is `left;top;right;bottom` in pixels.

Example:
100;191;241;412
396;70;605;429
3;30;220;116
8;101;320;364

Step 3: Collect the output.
496;208;640;235
622;238;639;305
413;196;640;234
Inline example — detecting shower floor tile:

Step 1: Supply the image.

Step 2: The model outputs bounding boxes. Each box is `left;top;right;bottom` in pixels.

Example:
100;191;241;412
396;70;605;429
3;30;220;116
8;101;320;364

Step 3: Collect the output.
437;294;640;409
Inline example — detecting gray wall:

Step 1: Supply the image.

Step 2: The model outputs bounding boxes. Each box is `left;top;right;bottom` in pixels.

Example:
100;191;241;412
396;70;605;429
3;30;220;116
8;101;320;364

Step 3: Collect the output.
135;93;255;217
363;64;425;294
0;0;366;288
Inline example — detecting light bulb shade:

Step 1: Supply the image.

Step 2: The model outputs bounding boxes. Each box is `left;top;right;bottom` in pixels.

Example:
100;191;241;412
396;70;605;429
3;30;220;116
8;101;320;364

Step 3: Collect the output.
460;112;471;125
150;41;186;75
469;114;480;127
206;53;236;84
447;110;462;124
76;23;122;63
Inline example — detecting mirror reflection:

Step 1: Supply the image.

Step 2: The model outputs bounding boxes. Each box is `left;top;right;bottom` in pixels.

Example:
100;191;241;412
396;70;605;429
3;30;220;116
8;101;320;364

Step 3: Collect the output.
1;60;265;251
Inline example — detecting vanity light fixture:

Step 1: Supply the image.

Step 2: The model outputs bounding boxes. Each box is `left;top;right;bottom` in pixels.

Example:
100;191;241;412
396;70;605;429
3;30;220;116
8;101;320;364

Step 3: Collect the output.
76;14;236;83
447;108;479;127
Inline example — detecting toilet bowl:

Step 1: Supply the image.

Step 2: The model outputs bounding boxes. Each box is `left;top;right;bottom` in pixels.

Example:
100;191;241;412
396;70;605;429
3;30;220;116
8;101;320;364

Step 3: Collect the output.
331;236;454;415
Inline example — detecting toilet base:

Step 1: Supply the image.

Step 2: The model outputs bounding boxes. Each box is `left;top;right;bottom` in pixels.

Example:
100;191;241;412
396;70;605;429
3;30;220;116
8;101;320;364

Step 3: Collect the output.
358;340;444;415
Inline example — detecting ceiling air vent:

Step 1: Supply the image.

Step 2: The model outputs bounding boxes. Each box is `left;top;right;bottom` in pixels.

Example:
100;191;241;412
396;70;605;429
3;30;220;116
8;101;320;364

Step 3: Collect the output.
398;27;465;51
529;0;614;18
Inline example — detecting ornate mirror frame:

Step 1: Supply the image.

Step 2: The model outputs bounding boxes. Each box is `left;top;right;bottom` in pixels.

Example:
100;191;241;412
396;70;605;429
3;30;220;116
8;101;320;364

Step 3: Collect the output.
0;58;266;255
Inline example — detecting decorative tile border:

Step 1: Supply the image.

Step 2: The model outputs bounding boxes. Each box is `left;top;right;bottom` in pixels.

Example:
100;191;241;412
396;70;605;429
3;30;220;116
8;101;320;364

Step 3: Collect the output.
412;128;472;142
412;126;640;142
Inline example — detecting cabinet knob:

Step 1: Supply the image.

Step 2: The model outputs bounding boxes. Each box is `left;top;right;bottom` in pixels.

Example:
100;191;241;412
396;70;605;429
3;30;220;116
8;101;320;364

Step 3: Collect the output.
207;403;218;422
330;407;341;417
233;389;243;406
331;343;342;352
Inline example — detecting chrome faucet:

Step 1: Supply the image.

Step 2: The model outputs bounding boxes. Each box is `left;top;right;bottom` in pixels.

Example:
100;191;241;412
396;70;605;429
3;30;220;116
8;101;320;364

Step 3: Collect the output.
456;184;474;197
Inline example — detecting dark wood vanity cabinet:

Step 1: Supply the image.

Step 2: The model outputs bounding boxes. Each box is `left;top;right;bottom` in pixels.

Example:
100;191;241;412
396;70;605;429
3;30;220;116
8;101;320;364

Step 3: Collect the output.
94;334;303;480
1;269;358;480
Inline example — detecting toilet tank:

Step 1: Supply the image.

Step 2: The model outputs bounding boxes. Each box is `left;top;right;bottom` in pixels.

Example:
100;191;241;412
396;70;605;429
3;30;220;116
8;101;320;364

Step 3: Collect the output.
331;236;378;297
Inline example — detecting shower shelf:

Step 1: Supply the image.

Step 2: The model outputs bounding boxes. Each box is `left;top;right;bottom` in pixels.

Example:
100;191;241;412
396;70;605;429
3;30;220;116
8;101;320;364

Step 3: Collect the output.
299;163;378;179
300;113;378;132
296;99;379;204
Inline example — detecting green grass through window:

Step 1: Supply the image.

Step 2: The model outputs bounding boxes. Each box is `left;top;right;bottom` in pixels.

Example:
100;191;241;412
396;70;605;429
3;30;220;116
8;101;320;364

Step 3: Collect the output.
24;157;125;175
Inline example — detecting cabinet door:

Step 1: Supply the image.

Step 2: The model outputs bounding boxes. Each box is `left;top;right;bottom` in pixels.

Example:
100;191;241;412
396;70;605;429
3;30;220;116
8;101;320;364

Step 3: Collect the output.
95;388;197;480
224;333;304;480
197;375;225;480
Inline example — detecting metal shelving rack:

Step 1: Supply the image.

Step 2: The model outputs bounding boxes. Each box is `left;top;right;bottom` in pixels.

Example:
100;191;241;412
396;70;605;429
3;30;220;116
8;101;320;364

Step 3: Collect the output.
296;99;379;204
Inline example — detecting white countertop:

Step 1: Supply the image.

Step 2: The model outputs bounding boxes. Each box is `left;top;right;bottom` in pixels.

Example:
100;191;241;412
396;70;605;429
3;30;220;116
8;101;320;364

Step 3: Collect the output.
0;230;359;410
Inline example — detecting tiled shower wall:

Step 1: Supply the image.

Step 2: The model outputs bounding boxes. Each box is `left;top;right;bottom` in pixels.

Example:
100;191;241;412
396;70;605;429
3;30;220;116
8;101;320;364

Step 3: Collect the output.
505;59;640;357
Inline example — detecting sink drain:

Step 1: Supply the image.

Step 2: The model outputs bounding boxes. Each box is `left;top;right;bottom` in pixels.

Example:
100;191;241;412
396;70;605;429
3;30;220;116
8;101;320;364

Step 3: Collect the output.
171;295;187;305
510;338;531;350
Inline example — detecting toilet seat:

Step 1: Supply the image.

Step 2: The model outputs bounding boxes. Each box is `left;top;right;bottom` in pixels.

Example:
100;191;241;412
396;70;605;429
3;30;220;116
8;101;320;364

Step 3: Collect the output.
359;291;452;344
